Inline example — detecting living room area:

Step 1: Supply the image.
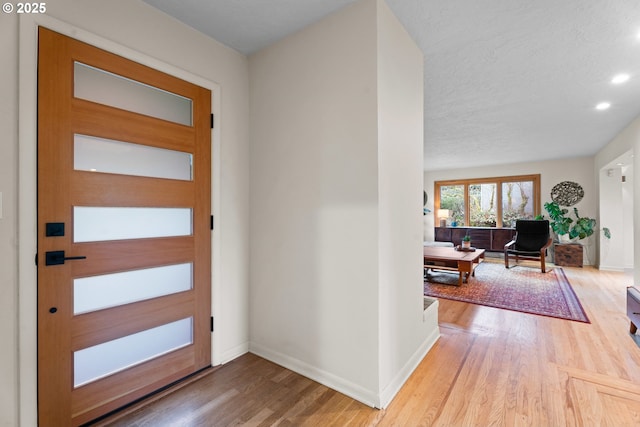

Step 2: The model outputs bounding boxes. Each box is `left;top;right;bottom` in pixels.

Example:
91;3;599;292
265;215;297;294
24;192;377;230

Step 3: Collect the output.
424;151;633;271
422;141;635;317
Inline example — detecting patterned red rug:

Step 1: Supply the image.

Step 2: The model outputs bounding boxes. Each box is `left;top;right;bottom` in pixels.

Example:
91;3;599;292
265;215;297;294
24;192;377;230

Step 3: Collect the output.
424;261;590;323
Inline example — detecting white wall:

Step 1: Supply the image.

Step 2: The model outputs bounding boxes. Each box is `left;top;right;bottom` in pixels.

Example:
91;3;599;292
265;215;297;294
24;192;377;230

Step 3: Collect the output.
0;12;19;427
2;1;251;425
249;0;438;408
376;1;439;406
595;116;640;273
249;0;381;404
623;166;634;268
424;156;597;261
599;166;629;271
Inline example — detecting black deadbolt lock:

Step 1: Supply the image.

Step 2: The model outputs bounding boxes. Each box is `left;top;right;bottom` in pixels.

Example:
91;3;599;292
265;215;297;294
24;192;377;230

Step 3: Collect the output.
45;222;65;237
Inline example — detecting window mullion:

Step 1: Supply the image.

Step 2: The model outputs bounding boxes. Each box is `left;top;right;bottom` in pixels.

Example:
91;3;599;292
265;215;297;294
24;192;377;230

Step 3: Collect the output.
464;184;469;226
496;180;503;228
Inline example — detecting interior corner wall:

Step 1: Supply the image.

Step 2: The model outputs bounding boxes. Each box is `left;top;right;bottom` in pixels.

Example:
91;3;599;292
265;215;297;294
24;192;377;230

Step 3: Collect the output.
248;0;382;405
376;0;439;407
594;115;640;170
7;1;251;425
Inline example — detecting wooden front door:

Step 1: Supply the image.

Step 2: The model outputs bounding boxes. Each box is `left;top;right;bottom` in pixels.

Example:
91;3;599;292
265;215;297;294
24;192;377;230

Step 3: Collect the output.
37;27;212;426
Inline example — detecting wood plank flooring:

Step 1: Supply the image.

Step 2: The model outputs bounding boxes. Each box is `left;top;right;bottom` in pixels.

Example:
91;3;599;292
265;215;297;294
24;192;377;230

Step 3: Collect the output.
96;266;640;426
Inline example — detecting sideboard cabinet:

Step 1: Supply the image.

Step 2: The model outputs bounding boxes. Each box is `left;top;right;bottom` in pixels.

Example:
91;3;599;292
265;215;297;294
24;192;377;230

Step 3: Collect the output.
434;227;516;252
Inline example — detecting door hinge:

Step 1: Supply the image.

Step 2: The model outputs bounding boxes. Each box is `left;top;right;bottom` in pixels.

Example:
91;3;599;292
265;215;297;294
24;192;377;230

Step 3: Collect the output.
210;316;214;332
210;114;214;129
35;253;38;266
210;215;214;230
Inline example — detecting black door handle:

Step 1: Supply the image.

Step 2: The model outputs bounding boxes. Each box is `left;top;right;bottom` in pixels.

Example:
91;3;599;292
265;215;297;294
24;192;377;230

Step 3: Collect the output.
45;250;87;266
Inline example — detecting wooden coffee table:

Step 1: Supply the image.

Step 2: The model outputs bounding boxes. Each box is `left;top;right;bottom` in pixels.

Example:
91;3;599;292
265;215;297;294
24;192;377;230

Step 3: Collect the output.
423;246;485;286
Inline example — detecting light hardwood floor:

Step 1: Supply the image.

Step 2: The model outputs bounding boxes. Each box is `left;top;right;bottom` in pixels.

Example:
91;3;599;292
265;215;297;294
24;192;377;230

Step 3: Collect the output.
97;265;640;426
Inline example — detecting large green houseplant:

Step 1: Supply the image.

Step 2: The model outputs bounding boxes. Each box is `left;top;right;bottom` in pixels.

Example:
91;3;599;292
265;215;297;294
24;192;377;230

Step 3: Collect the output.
544;201;572;237
543;201;609;241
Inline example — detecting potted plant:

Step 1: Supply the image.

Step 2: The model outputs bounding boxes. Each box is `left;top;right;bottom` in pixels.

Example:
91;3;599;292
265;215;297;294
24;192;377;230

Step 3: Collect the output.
543;202;610;242
542;202;611;267
568;207;596;240
461;234;471;249
543;201;573;241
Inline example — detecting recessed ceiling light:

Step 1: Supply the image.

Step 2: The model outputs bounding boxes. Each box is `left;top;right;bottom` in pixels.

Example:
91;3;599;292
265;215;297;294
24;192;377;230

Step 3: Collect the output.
596;102;611;110
612;73;630;84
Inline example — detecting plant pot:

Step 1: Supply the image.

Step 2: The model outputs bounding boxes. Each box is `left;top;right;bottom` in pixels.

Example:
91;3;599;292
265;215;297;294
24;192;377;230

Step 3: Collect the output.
462;240;471;249
558;233;571;243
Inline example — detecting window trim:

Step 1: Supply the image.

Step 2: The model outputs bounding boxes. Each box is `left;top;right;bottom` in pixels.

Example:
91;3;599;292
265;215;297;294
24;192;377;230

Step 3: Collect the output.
434;174;541;228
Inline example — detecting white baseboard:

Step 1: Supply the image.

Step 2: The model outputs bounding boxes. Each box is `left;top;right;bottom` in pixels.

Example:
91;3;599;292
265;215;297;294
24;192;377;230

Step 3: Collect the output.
249;341;379;407
218;342;250;365
379;324;440;408
250;308;441;410
598;265;626;272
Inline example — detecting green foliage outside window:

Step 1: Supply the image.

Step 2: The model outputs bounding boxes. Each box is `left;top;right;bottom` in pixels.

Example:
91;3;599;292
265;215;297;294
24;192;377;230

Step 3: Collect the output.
501;181;534;227
440;185;464;224
469;183;497;227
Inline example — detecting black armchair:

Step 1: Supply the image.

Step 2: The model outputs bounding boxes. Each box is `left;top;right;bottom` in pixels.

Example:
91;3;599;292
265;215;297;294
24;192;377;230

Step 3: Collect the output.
504;220;553;273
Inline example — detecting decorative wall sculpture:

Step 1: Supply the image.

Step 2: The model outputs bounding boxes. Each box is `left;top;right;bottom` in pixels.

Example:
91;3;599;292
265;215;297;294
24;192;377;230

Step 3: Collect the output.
550;181;584;207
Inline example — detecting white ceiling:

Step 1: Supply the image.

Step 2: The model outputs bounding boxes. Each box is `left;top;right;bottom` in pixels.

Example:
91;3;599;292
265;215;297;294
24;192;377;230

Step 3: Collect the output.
144;0;640;171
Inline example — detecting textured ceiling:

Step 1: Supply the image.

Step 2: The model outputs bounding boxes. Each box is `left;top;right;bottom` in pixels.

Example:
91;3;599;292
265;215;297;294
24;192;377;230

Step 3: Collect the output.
144;0;640;171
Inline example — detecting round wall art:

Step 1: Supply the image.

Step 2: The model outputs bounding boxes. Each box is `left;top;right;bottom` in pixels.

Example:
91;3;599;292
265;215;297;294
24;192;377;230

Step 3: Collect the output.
423;191;431;214
550;181;584;206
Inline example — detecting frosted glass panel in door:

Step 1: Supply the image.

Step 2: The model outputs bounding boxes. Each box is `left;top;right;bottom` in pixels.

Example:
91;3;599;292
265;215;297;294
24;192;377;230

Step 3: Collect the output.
74;207;192;243
74;263;193;315
74;134;193;180
74;62;192;126
74;317;193;388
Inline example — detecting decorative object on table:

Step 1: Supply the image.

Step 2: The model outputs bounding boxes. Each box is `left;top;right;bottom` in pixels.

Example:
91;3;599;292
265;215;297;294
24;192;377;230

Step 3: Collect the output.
504;219;553;273
424;261;589;323
461;234;471;249
550;181;584;206
437;209;450;228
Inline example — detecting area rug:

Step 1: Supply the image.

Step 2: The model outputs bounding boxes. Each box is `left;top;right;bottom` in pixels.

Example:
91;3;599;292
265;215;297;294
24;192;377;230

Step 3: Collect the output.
424;261;590;323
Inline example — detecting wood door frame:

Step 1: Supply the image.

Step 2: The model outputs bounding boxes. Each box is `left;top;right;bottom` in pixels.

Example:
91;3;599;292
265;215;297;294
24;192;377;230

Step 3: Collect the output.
17;15;222;425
